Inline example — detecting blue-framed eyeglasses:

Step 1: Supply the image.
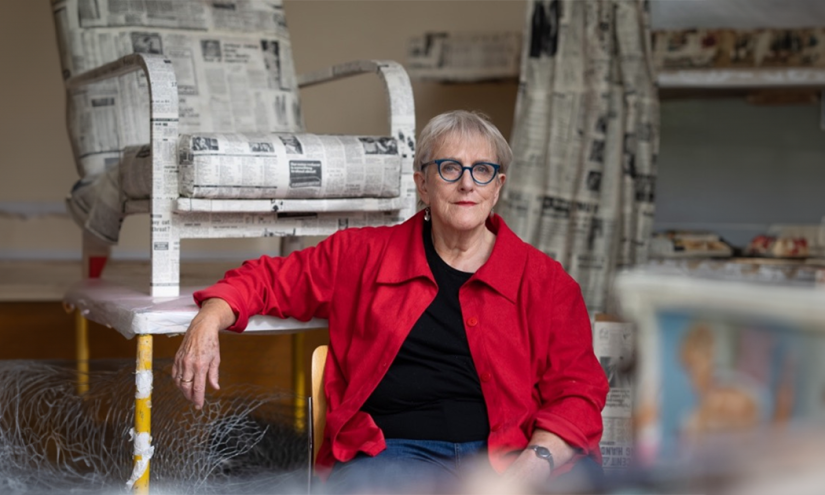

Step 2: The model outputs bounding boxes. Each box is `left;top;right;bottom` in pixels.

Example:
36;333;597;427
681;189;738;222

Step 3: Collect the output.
422;159;501;185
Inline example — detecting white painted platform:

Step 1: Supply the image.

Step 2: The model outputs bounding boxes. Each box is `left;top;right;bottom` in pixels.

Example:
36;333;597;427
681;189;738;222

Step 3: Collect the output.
64;279;327;339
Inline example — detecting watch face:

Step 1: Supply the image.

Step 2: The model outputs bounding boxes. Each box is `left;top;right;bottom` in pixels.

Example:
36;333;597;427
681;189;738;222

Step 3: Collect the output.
533;446;551;458
530;445;555;469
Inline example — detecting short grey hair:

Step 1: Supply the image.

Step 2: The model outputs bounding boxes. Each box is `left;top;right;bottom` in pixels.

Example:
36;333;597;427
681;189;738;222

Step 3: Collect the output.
415;110;513;175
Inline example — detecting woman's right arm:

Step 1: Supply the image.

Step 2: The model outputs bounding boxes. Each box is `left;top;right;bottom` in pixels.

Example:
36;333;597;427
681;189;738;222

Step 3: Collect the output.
172;298;237;409
173;231;350;408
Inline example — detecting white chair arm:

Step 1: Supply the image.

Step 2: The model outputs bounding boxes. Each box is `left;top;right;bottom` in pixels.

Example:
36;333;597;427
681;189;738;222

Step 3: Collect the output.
297;60;416;162
67;53;182;297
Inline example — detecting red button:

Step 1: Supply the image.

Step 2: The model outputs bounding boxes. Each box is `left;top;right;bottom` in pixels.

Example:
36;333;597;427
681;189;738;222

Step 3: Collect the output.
480;372;492;382
467;317;479;327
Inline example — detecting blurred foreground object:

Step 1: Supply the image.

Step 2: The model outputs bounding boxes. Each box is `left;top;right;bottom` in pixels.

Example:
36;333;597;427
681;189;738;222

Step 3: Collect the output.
616;261;825;473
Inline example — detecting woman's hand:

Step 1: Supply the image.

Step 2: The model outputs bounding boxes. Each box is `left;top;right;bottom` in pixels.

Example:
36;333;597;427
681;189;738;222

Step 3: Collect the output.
172;298;236;409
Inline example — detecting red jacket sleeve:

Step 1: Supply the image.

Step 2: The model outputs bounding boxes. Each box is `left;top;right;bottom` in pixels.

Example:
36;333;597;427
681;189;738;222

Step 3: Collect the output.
532;269;608;458
193;231;349;331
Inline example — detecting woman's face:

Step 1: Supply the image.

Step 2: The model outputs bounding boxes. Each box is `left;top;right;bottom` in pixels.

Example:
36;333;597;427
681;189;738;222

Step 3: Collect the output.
414;132;506;236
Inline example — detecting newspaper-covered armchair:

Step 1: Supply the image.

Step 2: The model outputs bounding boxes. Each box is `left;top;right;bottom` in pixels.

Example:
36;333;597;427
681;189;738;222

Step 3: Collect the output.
53;0;416;296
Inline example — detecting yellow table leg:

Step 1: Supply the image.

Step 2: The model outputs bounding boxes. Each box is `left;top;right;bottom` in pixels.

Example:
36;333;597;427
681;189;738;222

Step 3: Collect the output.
75;310;89;395
133;334;153;494
292;332;306;430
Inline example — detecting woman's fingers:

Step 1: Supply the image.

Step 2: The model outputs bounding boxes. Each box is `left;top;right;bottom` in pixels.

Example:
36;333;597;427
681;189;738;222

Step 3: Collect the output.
207;353;221;391
173;315;221;408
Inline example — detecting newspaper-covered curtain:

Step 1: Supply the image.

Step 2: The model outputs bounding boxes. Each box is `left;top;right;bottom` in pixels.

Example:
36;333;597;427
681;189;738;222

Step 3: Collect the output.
502;0;659;313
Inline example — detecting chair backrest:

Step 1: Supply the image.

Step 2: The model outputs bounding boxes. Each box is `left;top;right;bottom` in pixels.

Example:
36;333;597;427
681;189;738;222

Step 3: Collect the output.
51;0;304;177
311;344;329;466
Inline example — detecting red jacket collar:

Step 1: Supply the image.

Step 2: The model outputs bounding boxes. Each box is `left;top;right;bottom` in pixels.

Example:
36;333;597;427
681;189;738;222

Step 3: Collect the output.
377;209;526;304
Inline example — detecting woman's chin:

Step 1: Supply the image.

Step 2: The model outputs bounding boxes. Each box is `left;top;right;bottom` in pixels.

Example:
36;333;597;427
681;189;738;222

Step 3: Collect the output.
437;215;488;234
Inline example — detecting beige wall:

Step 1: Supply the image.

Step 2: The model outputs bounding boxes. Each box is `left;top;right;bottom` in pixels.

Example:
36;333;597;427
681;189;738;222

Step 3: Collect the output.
0;0;524;261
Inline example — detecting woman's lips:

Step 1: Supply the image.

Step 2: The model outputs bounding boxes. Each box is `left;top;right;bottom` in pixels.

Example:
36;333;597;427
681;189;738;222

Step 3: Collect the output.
455;201;476;206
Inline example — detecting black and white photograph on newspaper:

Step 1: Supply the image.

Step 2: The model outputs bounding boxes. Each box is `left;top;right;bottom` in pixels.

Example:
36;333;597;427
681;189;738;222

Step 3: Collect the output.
261;39;283;89
359;136;398;155
192;136;219;151
200;39;221;62
288;160;322;188
249;142;274;153
279;135;303;155
131;32;163;54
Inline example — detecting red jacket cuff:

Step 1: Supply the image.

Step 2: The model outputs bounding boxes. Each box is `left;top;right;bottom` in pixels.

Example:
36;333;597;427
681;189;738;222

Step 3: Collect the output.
533;411;600;460
193;283;247;332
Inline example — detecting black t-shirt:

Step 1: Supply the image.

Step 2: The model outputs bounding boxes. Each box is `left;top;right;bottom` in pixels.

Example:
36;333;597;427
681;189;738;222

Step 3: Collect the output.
361;221;490;442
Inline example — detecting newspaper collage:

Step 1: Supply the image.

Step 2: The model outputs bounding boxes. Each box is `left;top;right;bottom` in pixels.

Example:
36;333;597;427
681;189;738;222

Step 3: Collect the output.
502;0;659;314
53;0;302;179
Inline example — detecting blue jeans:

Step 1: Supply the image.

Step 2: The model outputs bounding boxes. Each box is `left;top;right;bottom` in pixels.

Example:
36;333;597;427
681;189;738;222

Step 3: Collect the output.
323;439;488;494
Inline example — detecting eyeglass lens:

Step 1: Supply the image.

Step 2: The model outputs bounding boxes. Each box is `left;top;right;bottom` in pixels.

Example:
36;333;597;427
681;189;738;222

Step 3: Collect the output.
438;160;497;184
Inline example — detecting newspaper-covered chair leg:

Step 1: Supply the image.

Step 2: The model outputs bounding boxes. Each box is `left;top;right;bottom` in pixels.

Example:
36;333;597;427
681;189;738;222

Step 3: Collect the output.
76;231;108;394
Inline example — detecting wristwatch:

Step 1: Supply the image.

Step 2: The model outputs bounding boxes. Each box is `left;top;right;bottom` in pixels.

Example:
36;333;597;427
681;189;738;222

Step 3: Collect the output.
527;445;555;471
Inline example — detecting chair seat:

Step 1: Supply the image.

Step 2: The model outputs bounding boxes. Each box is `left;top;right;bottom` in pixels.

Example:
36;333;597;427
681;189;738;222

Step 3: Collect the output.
121;132;402;200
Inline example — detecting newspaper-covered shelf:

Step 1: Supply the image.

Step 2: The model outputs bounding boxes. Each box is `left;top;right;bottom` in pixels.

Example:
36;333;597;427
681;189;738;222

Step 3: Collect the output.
658;68;825;88
405;27;825;87
653;28;825;71
406;32;522;82
64;279;327;340
650;231;734;259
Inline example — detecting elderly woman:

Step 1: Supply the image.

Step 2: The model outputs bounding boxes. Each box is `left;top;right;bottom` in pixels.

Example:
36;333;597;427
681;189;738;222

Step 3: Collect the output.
173;110;608;492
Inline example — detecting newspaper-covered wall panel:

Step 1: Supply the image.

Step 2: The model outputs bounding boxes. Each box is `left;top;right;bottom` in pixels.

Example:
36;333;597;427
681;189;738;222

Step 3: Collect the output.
173;133;401;200
503;0;659;314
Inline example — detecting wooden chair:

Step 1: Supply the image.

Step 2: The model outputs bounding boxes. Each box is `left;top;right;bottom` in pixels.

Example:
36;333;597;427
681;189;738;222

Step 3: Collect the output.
310;345;329;469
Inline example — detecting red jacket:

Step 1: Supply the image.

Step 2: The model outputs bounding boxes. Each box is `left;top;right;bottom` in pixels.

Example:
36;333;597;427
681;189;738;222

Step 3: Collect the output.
194;210;607;475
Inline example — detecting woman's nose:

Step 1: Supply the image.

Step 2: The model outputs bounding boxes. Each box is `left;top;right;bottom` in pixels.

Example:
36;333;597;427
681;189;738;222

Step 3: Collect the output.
457;168;475;190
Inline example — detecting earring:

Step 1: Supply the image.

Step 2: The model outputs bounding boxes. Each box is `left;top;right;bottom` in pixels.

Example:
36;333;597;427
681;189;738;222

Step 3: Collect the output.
489;208;494;218
424;207;431;222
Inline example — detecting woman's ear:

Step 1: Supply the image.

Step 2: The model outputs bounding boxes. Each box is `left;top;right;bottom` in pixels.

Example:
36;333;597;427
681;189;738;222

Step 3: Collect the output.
491;173;506;204
414;171;429;205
